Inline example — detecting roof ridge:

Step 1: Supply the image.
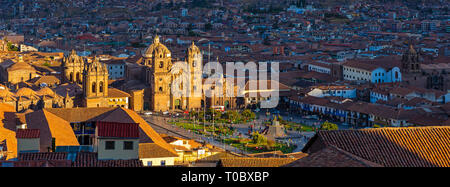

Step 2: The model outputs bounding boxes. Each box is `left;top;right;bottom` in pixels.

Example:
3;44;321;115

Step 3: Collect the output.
327;145;383;167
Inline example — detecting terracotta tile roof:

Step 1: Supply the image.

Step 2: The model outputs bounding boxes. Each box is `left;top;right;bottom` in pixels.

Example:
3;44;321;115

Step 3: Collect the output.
18;152;68;161
244;80;291;91
28;75;60;86
44;107;116;122
25;109;80;152
197;152;240;162
0;103;17;159
0;160;72;167
16;129;40;139
247;151;284;158
96;121;139;138
304;127;450;167
247;151;309;159
108;88;131;98
73;159;143;167
49;107;177;153
172;145;190;152
139;143;179;158
218;157;300;167
72;152;143;167
284;146;383;167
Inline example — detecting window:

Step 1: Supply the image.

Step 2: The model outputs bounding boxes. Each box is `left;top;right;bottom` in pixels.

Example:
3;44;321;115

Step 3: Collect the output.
159;61;163;68
124;141;133;150
92;82;96;93
161;160;166;166
105;141;115;150
99;81;103;93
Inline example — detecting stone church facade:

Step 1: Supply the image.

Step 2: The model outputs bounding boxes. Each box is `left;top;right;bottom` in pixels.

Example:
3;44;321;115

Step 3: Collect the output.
402;45;450;91
141;36;236;112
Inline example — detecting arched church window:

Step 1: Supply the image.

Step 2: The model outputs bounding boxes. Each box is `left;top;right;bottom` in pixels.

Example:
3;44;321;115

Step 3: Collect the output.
92;82;96;93
159;87;163;92
99;81;104;93
159;61;163;68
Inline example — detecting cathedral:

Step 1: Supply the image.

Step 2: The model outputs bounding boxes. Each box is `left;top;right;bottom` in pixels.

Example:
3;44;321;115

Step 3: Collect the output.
401;44;450;91
140;35;236;112
142;36;204;112
401;44;421;74
62;52;130;109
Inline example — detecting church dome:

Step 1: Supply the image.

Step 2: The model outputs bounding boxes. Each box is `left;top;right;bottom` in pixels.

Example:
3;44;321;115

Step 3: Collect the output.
143;35;171;58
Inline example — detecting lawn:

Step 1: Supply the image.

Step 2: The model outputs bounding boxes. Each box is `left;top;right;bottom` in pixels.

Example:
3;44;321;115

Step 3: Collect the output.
283;122;314;132
223;137;297;154
171;121;236;137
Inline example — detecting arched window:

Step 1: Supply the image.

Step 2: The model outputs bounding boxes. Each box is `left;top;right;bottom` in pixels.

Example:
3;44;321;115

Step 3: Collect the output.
69;73;73;82
159;87;163;92
92;82;96;93
76;72;81;83
99;81;104;93
395;71;399;80
159;61;164;68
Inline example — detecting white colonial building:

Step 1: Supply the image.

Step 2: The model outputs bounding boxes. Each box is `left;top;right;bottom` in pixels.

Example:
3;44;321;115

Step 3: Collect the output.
307;85;357;99
342;61;402;83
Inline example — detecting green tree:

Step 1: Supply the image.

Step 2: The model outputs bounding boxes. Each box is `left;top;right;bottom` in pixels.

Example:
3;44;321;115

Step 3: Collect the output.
225;110;239;123
251;132;267;145
208;108;221;121
320;121;338;131
277;115;283;122
7;42;18;51
242;109;255;121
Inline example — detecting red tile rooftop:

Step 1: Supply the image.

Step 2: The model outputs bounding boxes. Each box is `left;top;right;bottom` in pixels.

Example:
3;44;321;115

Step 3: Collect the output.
16;129;40;139
96;121;140;138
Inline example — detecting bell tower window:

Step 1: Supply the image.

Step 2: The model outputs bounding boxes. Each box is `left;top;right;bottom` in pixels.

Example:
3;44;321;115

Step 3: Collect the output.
99;81;104;93
92;82;96;93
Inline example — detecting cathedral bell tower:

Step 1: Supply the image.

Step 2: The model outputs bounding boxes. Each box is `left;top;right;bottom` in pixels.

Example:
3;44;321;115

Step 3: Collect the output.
143;35;173;112
82;57;109;107
401;45;421;74
185;41;203;110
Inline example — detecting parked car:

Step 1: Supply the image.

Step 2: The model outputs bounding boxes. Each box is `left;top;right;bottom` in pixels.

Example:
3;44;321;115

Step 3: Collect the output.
144;112;152;115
